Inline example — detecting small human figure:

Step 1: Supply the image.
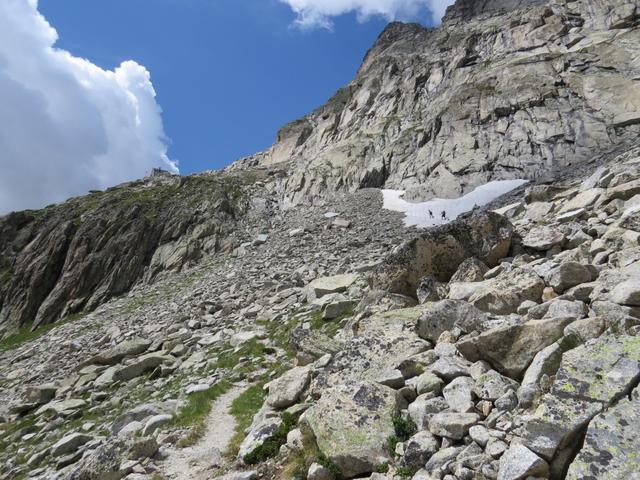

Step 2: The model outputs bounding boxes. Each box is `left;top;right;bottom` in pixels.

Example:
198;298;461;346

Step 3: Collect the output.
441;210;446;220
428;209;434;219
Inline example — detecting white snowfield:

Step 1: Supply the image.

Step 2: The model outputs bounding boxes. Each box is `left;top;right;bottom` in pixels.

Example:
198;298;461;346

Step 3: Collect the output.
382;179;528;228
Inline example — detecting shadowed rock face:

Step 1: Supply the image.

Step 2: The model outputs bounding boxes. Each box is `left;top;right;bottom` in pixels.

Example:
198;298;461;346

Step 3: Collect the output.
371;211;513;297
0;172;253;332
230;0;640;205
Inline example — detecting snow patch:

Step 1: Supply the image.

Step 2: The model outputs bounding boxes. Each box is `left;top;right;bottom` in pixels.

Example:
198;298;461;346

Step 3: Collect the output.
382;180;528;228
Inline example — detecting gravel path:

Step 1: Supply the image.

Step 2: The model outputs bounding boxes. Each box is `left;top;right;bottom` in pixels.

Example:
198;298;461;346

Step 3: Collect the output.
159;384;246;480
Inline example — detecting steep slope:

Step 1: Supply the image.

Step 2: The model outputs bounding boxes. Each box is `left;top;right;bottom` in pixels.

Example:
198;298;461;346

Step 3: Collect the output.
232;0;640;204
0;171;257;333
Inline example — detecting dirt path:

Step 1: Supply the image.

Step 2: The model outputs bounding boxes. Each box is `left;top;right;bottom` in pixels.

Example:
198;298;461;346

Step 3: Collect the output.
159;384;246;480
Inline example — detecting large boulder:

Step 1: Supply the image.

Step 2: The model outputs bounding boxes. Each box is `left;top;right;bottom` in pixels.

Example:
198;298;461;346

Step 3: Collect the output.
51;433;93;458
266;366;311;409
456;317;575;378
238;415;283;463
83;338;152;366
522;227;566;251
371;212;513;297
310;307;430;391
428;412;481;440
469;269;545;315
610;278;640;306
303;382;406;478
542;262;595;293
415;300;489;343
566;387;640;479
306;274;359;301
518;334;640;460
113;353;172;382
498;444;549;480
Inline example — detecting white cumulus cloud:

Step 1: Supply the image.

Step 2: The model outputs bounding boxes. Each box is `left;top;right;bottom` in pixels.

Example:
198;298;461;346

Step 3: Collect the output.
0;0;177;215
280;0;455;29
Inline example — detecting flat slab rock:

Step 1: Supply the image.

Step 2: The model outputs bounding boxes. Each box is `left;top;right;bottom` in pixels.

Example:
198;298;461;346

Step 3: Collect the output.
306;274;359;301
518;334;640;460
566;387;640;480
456;317;574;378
303;381;405;478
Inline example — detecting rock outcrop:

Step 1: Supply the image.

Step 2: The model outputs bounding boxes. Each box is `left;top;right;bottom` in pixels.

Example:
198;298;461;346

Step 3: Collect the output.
230;0;640;206
0;172;254;333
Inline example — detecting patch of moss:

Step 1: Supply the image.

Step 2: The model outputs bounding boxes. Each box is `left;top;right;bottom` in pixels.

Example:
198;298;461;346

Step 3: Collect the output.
396;466;419;478
307;308;353;338
0;312;85;352
393;414;417;441
227;383;268;457
387;415;417;458
172;380;232;447
242;411;298;465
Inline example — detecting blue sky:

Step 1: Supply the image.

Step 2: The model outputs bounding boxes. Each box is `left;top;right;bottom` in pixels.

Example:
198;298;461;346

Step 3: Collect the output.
0;0;449;213
38;0;397;174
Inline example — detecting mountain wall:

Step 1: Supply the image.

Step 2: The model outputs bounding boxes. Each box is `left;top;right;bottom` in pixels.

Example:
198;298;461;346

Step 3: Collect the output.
0;172;256;333
231;0;640;204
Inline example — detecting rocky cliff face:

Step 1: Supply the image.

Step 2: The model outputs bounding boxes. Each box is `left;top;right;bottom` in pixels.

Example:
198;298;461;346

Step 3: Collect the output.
232;0;640;204
0;171;256;334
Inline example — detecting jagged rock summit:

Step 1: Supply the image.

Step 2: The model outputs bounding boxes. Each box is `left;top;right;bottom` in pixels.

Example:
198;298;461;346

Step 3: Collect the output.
232;0;640;204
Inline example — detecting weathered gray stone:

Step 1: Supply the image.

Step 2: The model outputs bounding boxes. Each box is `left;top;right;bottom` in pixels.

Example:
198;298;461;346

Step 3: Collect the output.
442;376;476;413
307;463;334;480
238;416;283;463
543;262;595;293
306;274;359;301
51;433;93;458
376;369;405;389
85;338;152;366
371;213;513;297
322;299;353;320
469;269;545;315
416;300;489;342
566;388;640;480
415;371;444;397
35;398;87;416
497;444;549;480
408;395;448;430
113;353;170;382
402;431;440;469
142;414;173;436
267;366;311;409
519;334;640;459
429;355;473;381
456;317;574;378
304;382;405;478
450;258;489;283
428;412;481;440
522;227;565;251
474;369;519;401
610;279;640;306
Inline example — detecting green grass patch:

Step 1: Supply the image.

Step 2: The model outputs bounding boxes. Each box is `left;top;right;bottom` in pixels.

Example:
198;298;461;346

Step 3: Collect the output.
387;414;418;457
393;414;417;441
307;308;353;338
227;383;268;457
0;313;85;352
397;466;419;478
242;411;298;465
172;380;232;447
